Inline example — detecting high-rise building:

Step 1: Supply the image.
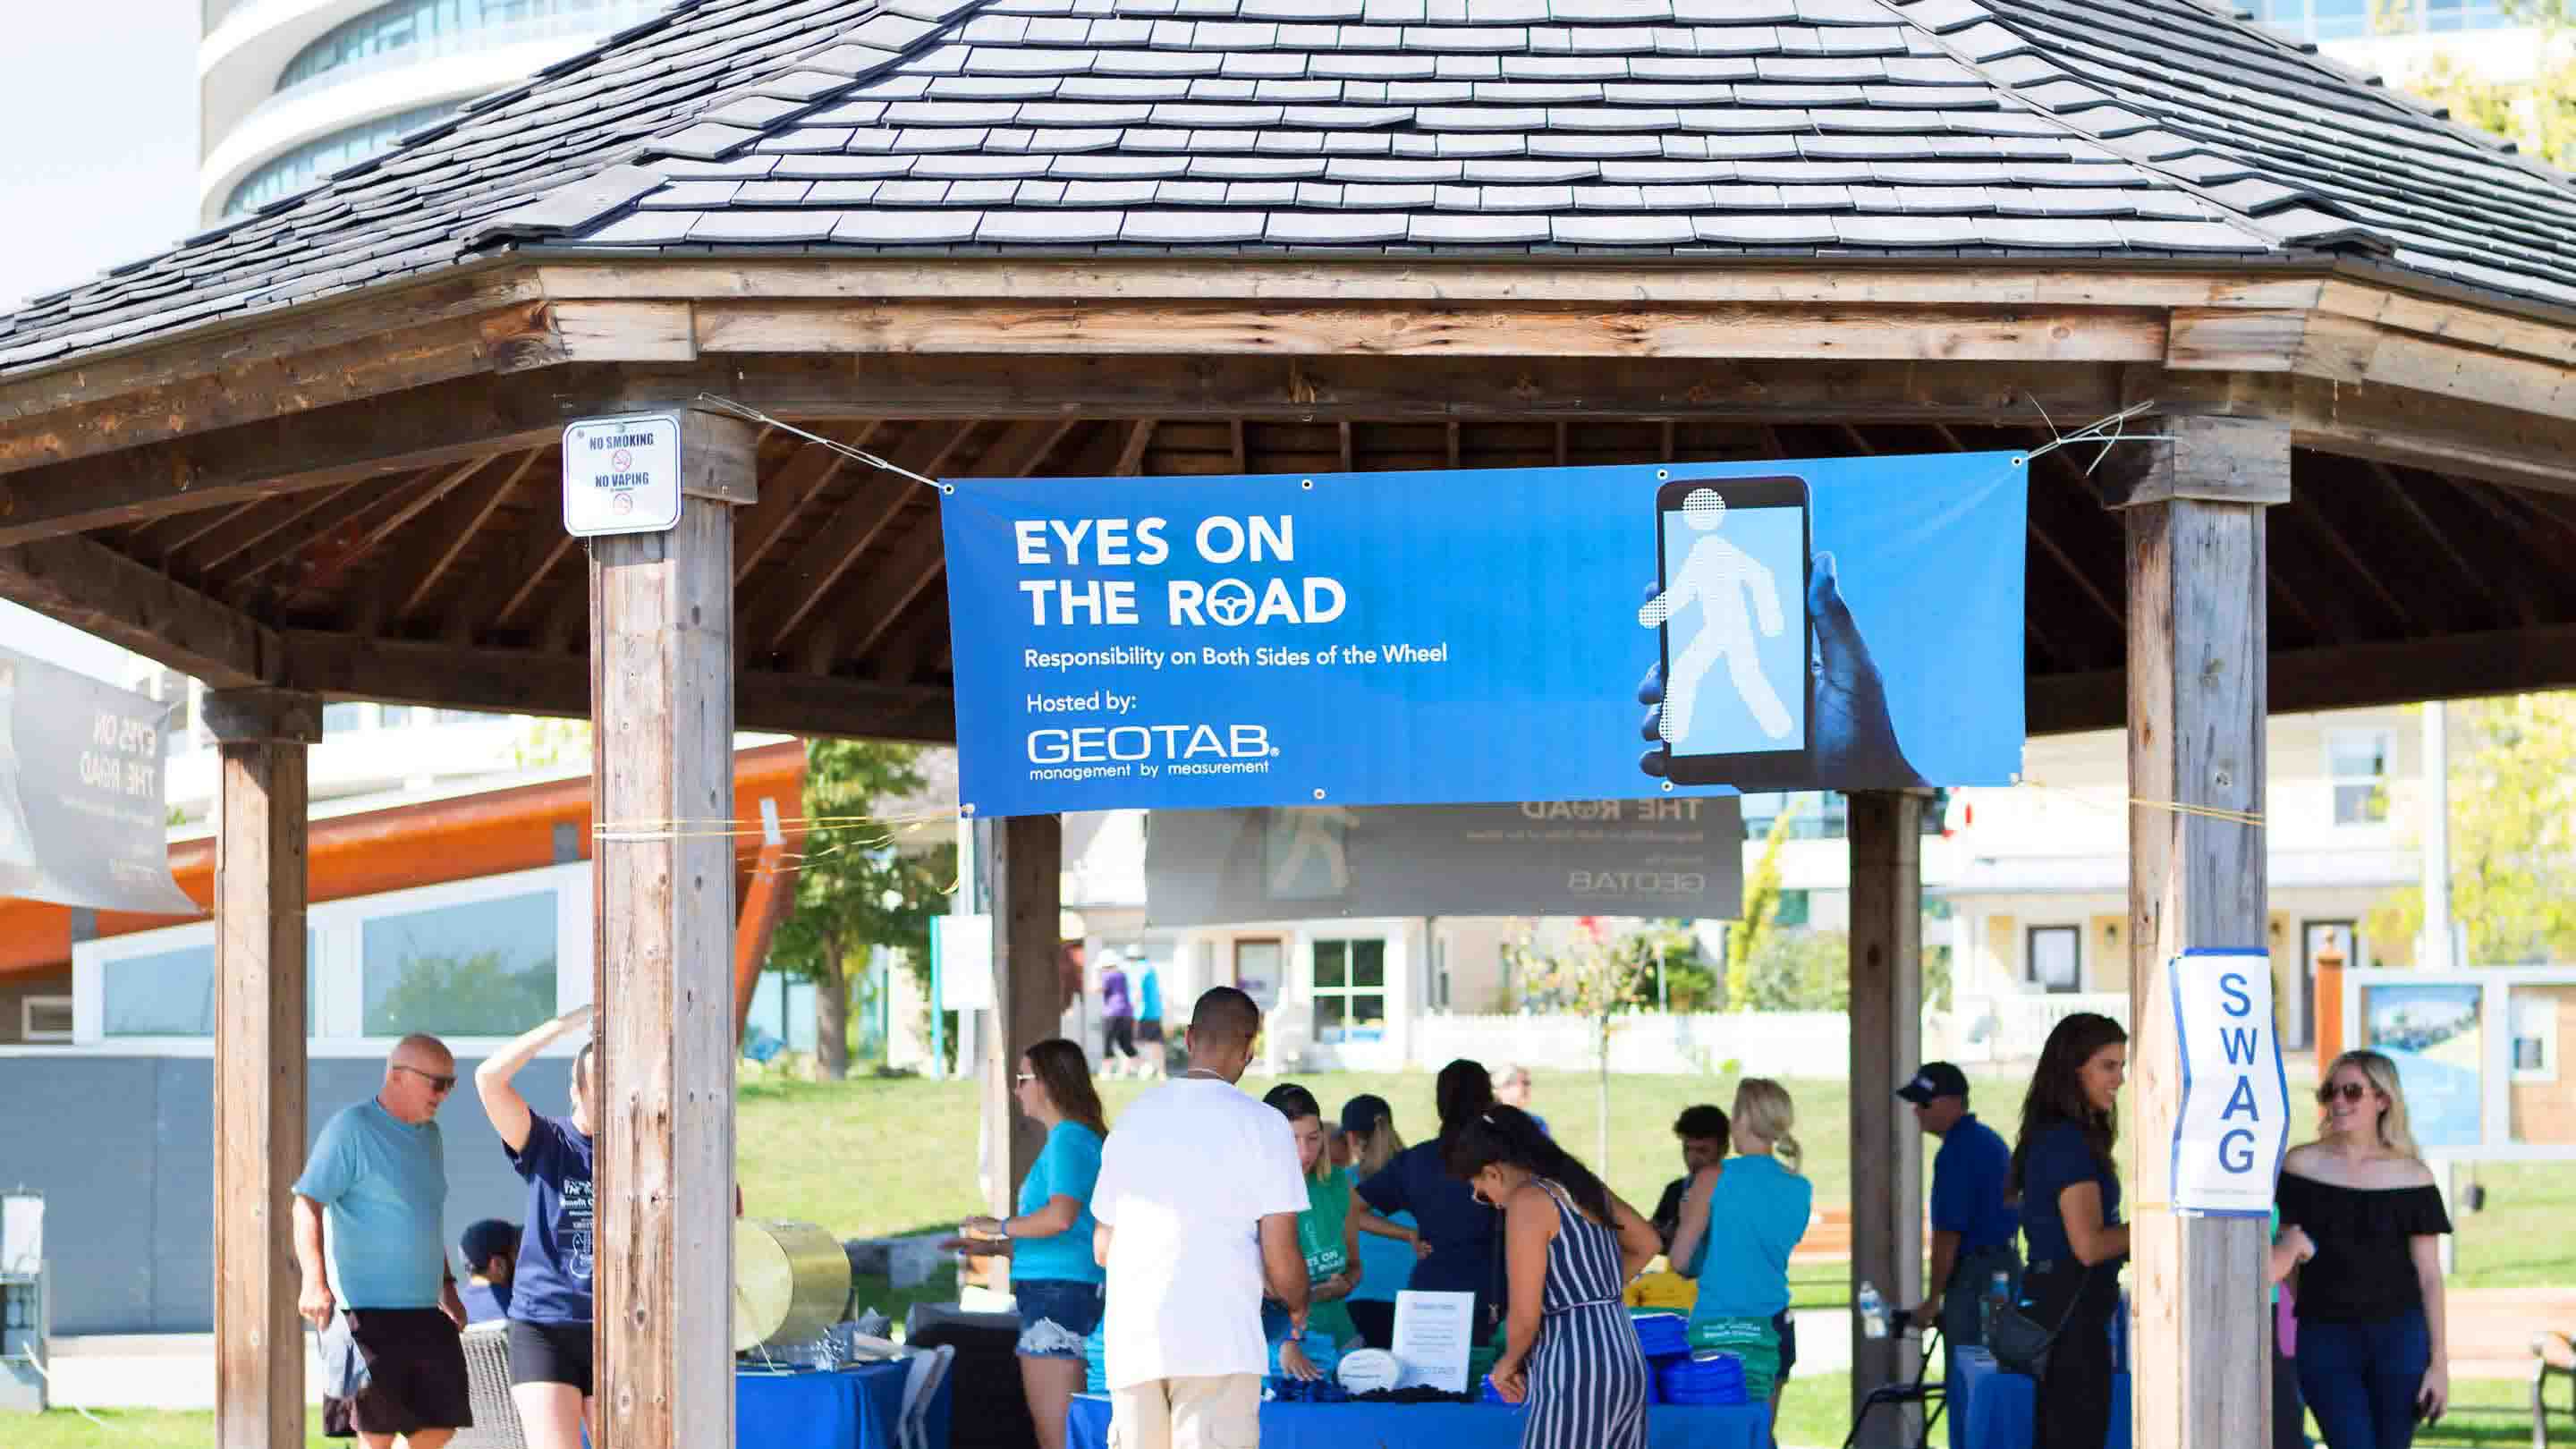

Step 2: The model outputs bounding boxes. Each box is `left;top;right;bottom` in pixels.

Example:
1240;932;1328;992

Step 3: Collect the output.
198;0;662;225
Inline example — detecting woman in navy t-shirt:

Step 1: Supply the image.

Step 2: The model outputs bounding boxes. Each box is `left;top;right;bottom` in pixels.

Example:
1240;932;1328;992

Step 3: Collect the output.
2010;1012;2130;1449
1356;1059;1504;1337
475;1004;597;1449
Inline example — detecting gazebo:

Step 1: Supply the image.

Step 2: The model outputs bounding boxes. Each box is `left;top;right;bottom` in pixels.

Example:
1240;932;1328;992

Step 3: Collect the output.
4;0;2574;1443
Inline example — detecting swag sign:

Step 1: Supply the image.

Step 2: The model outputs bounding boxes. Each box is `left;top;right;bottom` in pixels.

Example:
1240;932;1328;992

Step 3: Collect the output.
2169;949;2292;1216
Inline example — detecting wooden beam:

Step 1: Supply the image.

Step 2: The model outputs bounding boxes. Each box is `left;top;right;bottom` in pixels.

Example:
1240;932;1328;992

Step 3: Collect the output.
1114;420;1157;476
733;433;864;587
589;411;751;1449
206;689;319;1449
215;482;420;594
123;497;266;564
1846;790;1925;1449
299;456;496;596
0;533;280;688
2029;621;2576;735
0;368;583;547
2281;470;2418;636
2360;459;2529;626
166;489;357;580
2119;425;2283;1449
351;451;540;631
278;630;955;741
1228;419;1249;473
539;258;2329;312
486;521;583;634
985;813;1063;1217
962;419;1081;482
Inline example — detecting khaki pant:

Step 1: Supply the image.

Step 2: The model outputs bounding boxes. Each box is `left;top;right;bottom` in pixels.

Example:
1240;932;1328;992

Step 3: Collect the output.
1107;1374;1260;1449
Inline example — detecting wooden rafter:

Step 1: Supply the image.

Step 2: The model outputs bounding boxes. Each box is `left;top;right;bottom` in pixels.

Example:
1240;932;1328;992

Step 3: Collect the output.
747;421;972;655
1114;420;1157;476
484;514;583;636
833;419;1081;669
168;487;354;581
2361;460;2531;626
123;497;265;564
2283;470;2418;636
352;449;541;631
220;478;424;591
300;456;496;594
733;429;869;587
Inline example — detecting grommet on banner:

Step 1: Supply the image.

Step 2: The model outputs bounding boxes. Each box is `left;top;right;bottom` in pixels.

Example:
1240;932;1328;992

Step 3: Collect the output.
1311;789;1326;800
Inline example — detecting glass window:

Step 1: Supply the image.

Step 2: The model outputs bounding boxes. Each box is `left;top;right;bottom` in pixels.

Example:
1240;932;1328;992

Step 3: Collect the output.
2512;992;2560;1082
1775;888;1811;928
1312;938;1386;1045
2028;926;2081;994
323;702;369;735
222;103;459;216
379;705;418;728
362;890;557;1037
105;935;318;1036
275;0;631;92
2327;730;2393;826
1740;791;1848;841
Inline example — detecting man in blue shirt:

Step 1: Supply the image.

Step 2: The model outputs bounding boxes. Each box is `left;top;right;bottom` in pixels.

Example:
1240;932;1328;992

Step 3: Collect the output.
296;1032;471;1446
1897;1063;2020;1360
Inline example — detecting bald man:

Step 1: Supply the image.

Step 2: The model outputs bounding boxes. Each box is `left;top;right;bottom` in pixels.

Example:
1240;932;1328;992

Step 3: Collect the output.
1091;987;1310;1449
295;1033;473;1447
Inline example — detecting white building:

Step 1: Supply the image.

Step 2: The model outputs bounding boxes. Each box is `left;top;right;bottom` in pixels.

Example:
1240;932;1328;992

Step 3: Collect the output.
199;0;657;225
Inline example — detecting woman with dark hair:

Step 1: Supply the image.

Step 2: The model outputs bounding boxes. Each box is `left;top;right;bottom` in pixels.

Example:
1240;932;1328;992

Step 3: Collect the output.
945;1038;1109;1449
2011;1012;2131;1449
1259;1084;1363;1372
1445;1106;1658;1449
2278;1049;2453;1449
1339;1094;1415;1351
1356;1059;1506;1335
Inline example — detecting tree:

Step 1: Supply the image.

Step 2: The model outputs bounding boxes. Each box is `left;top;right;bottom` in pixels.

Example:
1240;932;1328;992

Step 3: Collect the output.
769;738;953;1079
2368;695;2576;965
1741;929;1850;1013
1504;918;1648;1165
1727;799;1803;1010
2401;50;2576;167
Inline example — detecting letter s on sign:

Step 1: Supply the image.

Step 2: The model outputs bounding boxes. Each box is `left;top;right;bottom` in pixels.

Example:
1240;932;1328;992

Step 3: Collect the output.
2220;971;2251;1018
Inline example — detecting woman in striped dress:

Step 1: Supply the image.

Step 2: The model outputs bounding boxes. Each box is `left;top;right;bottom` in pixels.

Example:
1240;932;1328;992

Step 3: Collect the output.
1446;1106;1661;1449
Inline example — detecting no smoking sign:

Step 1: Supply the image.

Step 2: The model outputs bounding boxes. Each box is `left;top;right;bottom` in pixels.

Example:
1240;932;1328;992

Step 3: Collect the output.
562;413;682;537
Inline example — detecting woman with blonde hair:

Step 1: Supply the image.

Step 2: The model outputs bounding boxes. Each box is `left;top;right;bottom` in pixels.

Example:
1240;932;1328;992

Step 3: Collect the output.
1670;1078;1811;1430
2277;1049;2453;1449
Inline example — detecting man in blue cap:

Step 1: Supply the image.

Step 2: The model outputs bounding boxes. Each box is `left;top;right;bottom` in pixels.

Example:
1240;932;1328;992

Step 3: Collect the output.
455;1220;518;1325
1897;1063;2019;1365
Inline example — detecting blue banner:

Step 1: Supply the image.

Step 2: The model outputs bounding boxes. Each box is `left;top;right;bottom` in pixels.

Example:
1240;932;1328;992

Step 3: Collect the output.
940;453;2025;817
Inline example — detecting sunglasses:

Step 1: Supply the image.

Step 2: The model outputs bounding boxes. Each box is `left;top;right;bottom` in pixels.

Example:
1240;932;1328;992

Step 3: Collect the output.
2316;1081;2373;1105
1015;1072;1036;1086
396;1064;458;1093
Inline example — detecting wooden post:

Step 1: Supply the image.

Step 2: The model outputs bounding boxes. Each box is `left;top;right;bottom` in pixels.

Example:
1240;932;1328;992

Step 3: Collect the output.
589;409;756;1449
984;812;1063;1216
204;688;321;1449
1846;789;1926;1447
2110;415;2288;1449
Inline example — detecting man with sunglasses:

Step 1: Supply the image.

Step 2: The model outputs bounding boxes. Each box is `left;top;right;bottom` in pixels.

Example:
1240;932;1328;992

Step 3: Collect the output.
295;1033;473;1447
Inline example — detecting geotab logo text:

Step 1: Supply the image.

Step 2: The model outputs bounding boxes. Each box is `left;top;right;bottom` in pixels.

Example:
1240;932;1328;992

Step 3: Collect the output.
1027;724;1276;764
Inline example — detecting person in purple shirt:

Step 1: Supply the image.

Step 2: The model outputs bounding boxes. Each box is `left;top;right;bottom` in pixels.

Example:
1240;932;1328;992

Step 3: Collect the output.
474;1005;596;1449
1098;951;1140;1079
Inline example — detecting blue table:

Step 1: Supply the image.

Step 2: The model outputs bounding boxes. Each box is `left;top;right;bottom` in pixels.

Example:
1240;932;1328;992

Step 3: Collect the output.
1066;1393;1767;1449
1947;1349;2129;1449
739;1359;953;1449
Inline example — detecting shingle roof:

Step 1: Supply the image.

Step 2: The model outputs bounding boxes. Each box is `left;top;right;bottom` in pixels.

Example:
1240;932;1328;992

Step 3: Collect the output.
6;0;2575;372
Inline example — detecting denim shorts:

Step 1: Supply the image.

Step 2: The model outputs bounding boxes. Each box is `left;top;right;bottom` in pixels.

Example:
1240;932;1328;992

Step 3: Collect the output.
1014;1278;1105;1360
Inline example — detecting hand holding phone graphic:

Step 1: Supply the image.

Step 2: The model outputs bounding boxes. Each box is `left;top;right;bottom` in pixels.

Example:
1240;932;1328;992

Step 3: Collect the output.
1634;479;1927;790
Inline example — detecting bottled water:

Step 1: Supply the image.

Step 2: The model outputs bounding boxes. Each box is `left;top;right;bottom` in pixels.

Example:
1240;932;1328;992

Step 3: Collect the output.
1858;1281;1889;1340
1980;1271;2012;1343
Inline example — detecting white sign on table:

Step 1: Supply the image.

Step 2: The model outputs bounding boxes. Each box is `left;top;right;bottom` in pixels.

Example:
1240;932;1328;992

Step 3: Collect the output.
562;412;682;537
1390;1289;1475;1393
2169;948;2290;1216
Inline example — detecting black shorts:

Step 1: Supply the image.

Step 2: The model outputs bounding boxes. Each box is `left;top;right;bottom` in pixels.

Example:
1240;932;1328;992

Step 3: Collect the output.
1136;1019;1164;1044
1774;1308;1798;1380
509;1318;596;1394
341;1308;471;1436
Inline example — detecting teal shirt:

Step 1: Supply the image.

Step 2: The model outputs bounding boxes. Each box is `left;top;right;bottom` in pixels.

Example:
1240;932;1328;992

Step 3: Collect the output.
1349;1208;1418;1305
1686;1154;1812;1323
1013;1122;1106;1284
293;1100;450;1309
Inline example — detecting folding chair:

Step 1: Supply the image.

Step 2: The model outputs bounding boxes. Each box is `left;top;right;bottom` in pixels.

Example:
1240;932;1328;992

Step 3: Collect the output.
1843;1324;1947;1449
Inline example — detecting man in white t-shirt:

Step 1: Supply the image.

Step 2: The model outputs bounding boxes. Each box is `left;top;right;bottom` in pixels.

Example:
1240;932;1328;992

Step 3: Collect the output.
1091;987;1309;1449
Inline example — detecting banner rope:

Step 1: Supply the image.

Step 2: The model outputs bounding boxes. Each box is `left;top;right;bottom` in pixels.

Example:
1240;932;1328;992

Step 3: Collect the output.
694;394;953;494
2020;397;2173;475
2016;777;2266;828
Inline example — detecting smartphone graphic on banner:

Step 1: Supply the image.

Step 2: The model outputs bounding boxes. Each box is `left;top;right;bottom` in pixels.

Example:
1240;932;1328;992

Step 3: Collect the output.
1651;476;1813;785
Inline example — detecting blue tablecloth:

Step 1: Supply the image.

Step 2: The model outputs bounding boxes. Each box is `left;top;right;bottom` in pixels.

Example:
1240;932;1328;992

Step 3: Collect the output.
1947;1349;2130;1449
1066;1393;1767;1449
739;1359;952;1449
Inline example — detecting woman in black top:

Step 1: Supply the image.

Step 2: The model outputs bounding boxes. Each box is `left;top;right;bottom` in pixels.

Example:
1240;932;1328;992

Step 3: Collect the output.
2009;1013;2130;1449
1355;1060;1504;1337
2276;1050;2453;1449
